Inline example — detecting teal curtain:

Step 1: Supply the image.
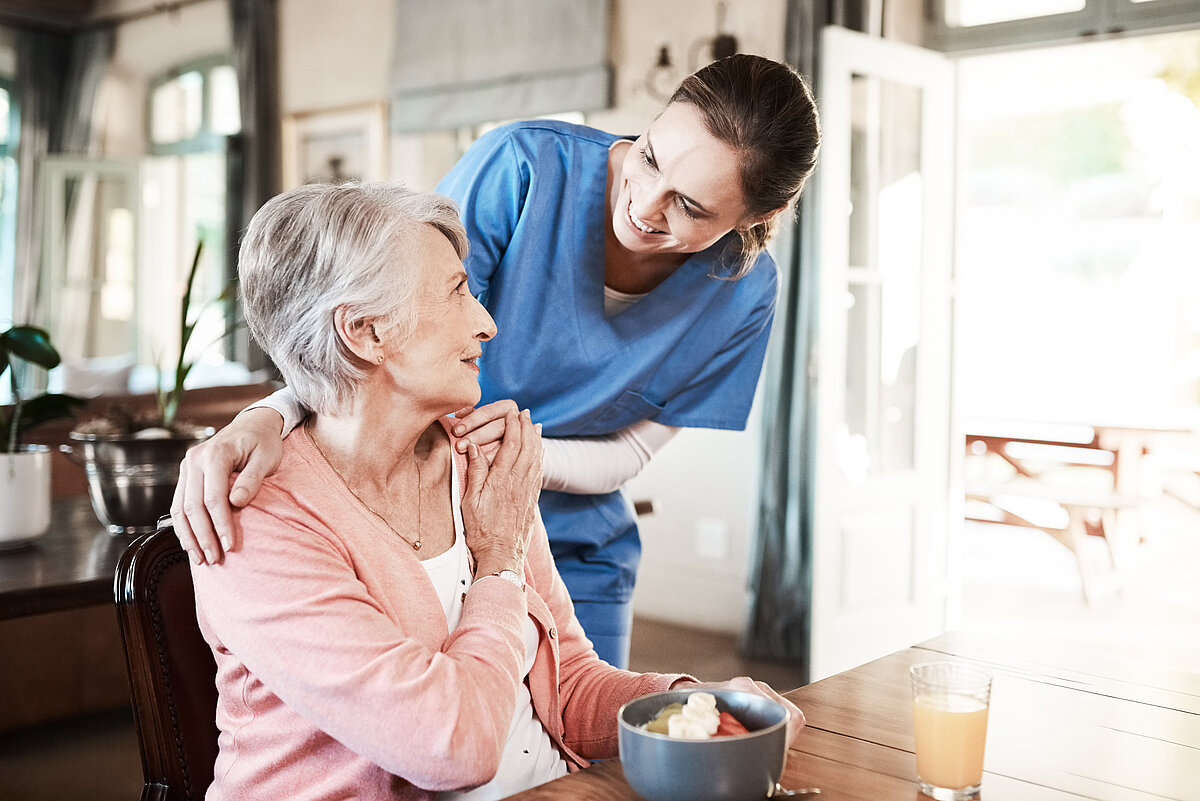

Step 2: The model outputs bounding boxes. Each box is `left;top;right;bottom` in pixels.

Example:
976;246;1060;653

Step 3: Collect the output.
228;0;281;373
741;0;866;680
228;0;281;226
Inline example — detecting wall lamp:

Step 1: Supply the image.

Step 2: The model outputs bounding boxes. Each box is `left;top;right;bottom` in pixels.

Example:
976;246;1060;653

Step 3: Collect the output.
644;1;740;102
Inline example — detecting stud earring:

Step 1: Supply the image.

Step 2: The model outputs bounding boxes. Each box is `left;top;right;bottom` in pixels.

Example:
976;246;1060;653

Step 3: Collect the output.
376;355;384;364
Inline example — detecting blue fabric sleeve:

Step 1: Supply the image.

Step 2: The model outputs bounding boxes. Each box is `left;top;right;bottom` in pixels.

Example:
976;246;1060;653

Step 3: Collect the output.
435;127;531;301
656;263;780;431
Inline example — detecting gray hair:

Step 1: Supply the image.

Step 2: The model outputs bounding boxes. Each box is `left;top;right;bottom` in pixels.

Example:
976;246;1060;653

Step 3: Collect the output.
237;181;468;415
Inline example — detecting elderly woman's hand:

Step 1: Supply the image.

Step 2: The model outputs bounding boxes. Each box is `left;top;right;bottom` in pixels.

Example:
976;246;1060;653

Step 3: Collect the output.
451;400;520;464
677;676;806;747
461;408;543;578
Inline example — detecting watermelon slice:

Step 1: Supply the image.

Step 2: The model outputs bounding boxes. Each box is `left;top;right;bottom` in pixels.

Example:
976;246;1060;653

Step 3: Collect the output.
714;711;751;737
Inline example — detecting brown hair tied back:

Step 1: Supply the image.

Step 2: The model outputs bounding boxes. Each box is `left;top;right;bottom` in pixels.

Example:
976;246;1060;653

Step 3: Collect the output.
670;54;821;278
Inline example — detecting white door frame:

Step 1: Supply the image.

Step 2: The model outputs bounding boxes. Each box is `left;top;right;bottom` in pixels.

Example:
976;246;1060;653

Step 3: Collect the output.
811;26;956;680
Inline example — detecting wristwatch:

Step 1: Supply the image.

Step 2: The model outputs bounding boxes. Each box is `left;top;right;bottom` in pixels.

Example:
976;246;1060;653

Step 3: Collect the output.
488;569;525;590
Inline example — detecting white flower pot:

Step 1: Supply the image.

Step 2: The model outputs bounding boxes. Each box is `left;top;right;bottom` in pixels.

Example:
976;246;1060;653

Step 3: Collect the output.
0;446;52;548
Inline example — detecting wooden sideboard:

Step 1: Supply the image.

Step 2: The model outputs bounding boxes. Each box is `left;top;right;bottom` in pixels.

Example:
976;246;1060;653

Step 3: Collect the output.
0;381;277;733
0;498;135;731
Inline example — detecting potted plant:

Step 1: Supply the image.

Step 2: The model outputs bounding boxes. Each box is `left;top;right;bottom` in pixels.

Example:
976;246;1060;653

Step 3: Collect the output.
1;324;85;547
64;241;235;535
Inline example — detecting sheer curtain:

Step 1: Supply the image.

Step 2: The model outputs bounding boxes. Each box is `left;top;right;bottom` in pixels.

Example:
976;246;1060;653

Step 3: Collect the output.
13;27;112;328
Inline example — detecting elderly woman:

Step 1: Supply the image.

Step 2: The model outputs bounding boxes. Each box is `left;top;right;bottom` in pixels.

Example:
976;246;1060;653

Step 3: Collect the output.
191;181;802;801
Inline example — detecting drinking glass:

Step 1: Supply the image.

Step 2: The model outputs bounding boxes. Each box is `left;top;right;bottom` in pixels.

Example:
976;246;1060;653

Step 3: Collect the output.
910;661;992;800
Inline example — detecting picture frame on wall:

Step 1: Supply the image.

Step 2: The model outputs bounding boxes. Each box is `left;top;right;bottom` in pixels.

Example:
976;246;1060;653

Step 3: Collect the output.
281;102;389;189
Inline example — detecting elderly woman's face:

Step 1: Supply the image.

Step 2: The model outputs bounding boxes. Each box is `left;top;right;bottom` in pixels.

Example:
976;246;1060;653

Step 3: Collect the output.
382;226;496;412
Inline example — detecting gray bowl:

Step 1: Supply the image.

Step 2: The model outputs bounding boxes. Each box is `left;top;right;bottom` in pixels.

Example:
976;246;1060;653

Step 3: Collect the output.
63;427;214;535
618;689;788;801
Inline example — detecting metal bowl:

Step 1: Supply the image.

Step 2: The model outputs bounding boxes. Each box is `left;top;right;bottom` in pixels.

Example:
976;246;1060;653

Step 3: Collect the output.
618;689;789;801
63;426;213;536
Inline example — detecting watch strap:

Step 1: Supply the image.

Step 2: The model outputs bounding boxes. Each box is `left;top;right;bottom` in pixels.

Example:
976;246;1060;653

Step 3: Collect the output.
488;569;525;590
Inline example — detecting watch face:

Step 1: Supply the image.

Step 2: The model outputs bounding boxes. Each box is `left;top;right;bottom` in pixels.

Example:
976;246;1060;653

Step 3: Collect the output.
494;570;524;589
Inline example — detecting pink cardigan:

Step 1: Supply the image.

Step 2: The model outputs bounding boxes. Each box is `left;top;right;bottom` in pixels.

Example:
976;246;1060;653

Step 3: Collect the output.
191;419;688;801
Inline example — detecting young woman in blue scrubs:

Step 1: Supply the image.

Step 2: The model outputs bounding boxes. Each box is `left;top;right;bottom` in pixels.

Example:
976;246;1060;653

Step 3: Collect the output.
171;55;821;668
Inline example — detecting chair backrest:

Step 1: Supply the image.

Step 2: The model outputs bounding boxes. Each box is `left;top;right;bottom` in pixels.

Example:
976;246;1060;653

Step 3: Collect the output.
114;526;218;801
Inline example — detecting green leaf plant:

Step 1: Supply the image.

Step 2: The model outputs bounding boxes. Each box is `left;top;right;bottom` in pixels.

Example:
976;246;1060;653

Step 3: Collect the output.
1;324;86;454
155;239;240;431
70;238;239;437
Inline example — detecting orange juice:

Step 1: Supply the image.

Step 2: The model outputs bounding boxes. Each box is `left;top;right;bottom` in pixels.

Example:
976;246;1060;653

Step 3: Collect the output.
912;696;989;789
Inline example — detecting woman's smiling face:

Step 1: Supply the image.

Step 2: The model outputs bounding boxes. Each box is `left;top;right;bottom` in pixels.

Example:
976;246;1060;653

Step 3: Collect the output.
612;101;751;257
381;226;496;414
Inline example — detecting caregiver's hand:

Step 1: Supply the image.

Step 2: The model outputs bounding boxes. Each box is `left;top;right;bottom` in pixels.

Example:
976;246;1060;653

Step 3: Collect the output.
451;399;520;463
462;408;543;579
676;676;806;747
170;407;286;565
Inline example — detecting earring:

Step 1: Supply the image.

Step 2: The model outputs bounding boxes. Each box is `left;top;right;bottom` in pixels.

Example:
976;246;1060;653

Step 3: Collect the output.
376;355;384;365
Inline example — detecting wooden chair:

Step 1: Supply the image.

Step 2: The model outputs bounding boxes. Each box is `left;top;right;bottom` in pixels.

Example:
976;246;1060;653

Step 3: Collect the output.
114;525;218;801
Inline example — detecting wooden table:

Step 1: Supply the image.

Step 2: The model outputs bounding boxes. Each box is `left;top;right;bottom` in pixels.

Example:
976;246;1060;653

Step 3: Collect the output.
0;495;131;620
502;631;1200;800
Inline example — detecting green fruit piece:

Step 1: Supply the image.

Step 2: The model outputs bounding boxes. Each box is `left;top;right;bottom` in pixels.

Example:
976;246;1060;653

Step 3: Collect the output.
644;702;685;734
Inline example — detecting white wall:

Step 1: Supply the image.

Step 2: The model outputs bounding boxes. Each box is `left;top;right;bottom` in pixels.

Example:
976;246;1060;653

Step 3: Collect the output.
592;0;788;132
278;0;393;113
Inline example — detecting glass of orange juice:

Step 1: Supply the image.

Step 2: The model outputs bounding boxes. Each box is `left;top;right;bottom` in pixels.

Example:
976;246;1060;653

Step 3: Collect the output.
910;661;992;800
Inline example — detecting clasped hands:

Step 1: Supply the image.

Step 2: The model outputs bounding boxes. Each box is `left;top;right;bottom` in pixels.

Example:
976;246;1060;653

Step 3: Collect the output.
170;400;540;565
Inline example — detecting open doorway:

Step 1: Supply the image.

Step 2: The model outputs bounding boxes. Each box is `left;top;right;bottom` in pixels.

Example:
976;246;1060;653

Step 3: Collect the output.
954;28;1200;668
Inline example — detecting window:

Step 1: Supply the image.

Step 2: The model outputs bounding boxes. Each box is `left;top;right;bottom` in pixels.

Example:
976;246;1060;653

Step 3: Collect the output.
953;29;1200;422
139;57;241;391
0;79;16;329
929;0;1200;52
0;80;16;403
149;60;240;153
944;0;1085;28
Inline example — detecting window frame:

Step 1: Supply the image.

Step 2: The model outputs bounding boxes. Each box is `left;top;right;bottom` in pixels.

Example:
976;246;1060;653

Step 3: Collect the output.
925;0;1200;53
0;76;17;329
143;55;240;370
146;54;237;156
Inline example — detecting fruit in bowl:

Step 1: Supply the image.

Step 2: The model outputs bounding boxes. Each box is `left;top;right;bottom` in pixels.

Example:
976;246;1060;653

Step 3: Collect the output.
618;688;789;801
641;691;752;739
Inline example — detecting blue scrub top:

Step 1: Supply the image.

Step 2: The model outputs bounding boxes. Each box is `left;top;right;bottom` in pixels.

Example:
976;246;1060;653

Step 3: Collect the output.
437;121;779;603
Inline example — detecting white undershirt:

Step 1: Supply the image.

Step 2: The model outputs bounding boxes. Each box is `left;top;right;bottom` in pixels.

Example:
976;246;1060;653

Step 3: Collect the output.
424;463;568;800
540;418;679;494
603;284;648;317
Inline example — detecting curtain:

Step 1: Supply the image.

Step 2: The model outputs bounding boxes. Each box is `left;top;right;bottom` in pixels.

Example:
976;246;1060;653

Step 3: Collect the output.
741;0;868;678
390;0;611;132
13;26;113;327
228;0;281;373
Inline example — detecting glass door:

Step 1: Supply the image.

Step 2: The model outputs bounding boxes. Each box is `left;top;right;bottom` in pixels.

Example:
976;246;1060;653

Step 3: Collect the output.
38;158;141;374
811;26;955;680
